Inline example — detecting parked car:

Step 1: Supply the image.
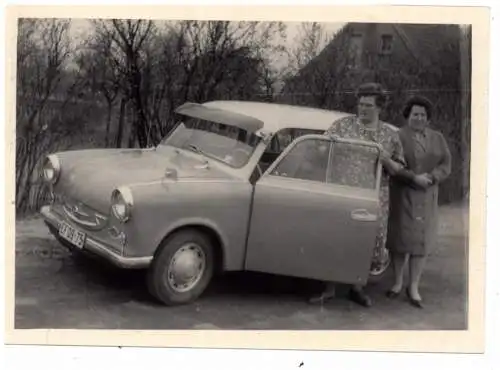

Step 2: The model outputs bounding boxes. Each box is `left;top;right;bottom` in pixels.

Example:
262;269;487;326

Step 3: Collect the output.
40;100;388;306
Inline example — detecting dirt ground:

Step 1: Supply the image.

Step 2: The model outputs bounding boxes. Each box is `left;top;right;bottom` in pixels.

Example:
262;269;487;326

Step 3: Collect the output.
14;202;469;330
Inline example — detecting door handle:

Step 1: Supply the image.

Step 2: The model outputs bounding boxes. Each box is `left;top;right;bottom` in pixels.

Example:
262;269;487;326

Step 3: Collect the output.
350;209;378;222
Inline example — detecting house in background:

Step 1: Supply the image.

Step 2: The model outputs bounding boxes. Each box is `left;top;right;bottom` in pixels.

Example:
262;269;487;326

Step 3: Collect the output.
279;22;471;203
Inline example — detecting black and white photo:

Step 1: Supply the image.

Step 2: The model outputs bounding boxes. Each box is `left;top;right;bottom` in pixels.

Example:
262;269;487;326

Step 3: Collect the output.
4;5;490;354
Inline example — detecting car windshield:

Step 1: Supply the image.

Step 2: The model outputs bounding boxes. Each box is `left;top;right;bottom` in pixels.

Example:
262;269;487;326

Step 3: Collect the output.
160;118;262;168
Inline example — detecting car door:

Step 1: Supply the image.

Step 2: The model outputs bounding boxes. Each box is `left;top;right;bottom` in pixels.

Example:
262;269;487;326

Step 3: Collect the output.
244;134;382;286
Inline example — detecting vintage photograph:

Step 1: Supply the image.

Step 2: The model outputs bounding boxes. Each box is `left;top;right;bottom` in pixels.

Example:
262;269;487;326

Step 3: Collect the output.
10;9;478;339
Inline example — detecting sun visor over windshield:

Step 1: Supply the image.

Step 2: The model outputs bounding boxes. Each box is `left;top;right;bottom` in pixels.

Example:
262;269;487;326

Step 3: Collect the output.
175;102;265;133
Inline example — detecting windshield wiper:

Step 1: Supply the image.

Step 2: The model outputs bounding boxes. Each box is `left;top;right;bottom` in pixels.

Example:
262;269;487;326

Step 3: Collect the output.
184;144;212;168
185;144;205;156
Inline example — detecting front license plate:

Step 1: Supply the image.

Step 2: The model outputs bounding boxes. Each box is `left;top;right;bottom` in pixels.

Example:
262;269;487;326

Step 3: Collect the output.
58;222;86;249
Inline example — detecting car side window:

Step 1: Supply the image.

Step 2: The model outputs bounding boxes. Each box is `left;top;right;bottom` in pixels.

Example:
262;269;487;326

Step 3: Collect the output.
270;138;331;183
327;142;379;189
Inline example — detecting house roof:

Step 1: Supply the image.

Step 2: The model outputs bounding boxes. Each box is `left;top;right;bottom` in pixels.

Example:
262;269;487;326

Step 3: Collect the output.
199;100;351;133
283;22;462;92
304;23;461;69
391;23;462;67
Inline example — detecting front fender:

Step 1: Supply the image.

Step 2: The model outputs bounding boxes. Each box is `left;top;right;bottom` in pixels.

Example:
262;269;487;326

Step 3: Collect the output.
123;179;253;271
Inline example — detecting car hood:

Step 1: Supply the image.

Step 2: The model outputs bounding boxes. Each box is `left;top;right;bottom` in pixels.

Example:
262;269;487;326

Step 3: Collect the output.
53;147;235;213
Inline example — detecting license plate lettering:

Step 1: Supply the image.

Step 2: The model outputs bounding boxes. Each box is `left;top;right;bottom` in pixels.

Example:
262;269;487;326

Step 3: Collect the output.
58;222;86;249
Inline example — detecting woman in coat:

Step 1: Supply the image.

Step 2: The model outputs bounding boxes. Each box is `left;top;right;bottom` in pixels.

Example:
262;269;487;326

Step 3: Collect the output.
385;95;452;308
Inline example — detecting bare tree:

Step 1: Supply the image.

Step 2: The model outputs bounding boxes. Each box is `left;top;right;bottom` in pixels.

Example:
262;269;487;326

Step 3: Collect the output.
130;20;286;145
75;32;121;147
276;21;336;97
279;24;349;109
82;20;286;149
167;20;285;102
287;22;331;73
16;18;76;212
91;19;156;148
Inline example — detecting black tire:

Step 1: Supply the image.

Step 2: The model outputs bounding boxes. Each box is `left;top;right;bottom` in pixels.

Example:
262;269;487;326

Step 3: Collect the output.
147;228;215;306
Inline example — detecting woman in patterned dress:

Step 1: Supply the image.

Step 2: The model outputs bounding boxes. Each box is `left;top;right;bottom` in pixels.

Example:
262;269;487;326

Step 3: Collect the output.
309;82;406;307
385;96;452;308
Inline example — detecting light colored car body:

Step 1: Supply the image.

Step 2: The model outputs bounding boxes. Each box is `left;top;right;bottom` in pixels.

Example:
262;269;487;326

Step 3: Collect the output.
40;101;385;303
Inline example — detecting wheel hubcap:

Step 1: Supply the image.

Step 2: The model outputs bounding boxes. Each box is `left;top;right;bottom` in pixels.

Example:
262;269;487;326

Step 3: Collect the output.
166;243;206;293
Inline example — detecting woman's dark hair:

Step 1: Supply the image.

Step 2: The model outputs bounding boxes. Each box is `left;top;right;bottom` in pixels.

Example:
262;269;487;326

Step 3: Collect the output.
402;95;433;120
356;82;387;108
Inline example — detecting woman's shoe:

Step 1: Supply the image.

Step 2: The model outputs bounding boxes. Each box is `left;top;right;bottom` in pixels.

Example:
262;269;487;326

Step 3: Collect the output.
405;288;424;309
348;287;372;308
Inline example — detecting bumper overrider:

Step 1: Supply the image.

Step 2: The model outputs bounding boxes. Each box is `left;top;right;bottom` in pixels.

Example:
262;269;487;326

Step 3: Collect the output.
40;205;152;269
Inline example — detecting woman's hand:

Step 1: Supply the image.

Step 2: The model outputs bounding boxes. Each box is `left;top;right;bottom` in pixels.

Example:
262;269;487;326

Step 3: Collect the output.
413;173;433;188
380;150;404;174
379;149;391;167
380;149;391;161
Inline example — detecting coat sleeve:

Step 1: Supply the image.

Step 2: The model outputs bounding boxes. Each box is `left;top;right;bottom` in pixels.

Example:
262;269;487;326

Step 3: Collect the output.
389;130;420;188
392;167;420;189
430;132;452;183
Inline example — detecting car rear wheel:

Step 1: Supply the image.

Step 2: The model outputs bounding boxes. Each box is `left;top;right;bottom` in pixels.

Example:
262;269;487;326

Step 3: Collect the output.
147;229;215;306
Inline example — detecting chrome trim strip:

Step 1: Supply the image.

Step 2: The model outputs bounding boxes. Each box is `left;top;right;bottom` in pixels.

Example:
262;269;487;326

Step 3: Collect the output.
40;205;152;269
61;198;108;231
62;203;99;228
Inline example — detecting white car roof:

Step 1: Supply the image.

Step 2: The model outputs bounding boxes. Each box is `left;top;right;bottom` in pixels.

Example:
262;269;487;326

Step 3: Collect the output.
201;100;352;134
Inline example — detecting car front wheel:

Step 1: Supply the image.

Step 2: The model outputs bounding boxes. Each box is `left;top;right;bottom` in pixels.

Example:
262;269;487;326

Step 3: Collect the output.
147;229;215;306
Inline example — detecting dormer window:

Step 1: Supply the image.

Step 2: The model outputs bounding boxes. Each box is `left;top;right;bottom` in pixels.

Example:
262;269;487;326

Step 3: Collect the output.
380;34;394;54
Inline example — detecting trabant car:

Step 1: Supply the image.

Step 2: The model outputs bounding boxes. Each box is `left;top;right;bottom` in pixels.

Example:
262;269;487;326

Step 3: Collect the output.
40;101;388;306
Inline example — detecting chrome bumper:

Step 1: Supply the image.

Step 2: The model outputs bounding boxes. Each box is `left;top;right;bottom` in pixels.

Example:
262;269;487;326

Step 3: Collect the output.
40;205;152;269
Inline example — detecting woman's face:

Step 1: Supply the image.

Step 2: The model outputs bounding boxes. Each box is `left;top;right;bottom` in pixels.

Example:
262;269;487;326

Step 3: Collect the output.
357;96;380;123
408;104;428;131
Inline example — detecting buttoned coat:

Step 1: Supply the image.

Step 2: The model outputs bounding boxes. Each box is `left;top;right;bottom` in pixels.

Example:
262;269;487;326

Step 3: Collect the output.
387;125;452;256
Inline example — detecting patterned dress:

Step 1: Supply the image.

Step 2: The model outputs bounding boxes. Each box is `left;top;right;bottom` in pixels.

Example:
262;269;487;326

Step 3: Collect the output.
325;115;406;266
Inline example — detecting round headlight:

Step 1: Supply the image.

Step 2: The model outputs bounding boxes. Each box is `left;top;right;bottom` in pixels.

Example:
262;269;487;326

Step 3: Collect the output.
42;155;61;184
111;187;133;223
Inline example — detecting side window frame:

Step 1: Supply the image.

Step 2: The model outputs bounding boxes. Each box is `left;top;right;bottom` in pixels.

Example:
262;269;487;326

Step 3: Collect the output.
263;134;333;184
262;134;383;194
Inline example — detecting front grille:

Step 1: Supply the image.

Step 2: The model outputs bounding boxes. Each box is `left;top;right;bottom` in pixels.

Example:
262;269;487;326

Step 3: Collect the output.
61;196;109;231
